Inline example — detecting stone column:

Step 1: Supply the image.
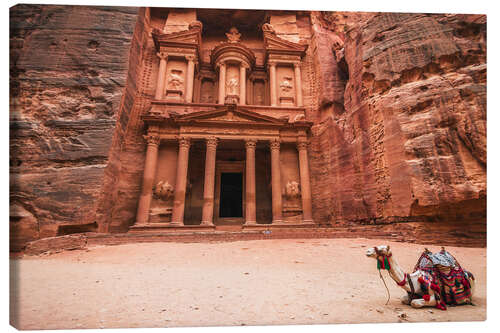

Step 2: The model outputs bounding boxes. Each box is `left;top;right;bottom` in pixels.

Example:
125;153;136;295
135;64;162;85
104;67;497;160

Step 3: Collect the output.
239;64;246;105
218;62;226;104
269;62;277;106
201;137;218;226
136;133;160;224
155;52;168;100
270;139;283;223
245;139;257;225
297;140;313;223
294;62;303;107
171;137;191;226
185;55;196;103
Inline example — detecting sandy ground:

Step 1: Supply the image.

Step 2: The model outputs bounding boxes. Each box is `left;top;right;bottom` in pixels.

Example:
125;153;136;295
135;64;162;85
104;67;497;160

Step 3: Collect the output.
9;238;486;330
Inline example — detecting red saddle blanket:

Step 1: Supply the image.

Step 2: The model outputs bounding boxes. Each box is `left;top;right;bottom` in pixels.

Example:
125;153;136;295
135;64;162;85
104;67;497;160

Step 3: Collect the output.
414;249;472;309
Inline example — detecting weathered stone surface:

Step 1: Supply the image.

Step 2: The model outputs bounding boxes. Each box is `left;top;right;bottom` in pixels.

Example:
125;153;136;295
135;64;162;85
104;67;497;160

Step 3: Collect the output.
308;12;486;224
10;5;138;250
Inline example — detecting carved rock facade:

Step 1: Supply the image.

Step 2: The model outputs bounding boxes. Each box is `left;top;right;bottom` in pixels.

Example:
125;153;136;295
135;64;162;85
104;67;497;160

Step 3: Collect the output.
10;7;486;249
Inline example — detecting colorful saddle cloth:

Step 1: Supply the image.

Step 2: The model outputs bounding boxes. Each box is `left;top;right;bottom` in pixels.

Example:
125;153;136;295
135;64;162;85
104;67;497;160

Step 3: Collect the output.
413;248;472;310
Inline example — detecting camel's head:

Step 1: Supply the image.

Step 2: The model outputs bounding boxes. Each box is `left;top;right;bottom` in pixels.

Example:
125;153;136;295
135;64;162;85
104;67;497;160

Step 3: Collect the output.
365;245;391;259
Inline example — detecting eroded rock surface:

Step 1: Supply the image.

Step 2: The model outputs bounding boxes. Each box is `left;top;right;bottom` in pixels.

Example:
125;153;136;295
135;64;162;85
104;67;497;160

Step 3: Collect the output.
10;5;138;250
308;12;486;224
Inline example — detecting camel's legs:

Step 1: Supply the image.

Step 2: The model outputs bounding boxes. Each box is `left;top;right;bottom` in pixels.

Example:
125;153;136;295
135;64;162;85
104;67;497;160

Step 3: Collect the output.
410;294;437;308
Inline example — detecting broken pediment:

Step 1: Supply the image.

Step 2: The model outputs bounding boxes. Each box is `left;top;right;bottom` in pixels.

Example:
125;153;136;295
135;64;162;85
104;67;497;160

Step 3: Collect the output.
152;21;202;53
262;23;308;57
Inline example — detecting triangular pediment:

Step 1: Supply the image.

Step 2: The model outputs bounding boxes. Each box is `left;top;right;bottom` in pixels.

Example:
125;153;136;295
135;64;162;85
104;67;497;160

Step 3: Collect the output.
173;107;286;126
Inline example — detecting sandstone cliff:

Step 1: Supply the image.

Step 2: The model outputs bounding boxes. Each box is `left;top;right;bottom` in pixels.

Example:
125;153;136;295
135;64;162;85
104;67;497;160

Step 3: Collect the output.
10;5;138;250
308;12;486;225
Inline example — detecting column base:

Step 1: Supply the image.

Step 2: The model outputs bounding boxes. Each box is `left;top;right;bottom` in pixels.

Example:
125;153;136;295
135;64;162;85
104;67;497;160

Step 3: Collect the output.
272;219;283;224
200;221;214;226
168;221;184;227
302;219;314;224
244;221;257;225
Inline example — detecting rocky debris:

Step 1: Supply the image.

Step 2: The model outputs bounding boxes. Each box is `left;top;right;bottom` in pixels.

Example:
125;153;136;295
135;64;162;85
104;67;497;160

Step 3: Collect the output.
24;234;88;256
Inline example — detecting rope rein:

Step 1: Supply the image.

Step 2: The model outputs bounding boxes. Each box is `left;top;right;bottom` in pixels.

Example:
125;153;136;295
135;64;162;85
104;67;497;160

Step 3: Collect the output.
374;247;392;305
378;269;391;305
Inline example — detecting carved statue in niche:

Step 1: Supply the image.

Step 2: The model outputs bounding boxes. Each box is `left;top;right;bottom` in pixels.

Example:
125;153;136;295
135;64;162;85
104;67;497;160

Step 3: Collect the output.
153;180;174;201
285;180;301;200
226;27;241;43
280;76;293;95
167;69;184;90
227;76;239;95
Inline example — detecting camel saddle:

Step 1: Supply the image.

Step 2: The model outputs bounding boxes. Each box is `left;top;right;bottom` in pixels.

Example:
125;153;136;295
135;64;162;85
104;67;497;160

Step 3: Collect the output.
413;248;473;308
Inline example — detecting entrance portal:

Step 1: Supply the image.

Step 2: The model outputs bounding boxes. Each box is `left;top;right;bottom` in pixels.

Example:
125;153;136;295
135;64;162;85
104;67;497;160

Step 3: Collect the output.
219;173;243;218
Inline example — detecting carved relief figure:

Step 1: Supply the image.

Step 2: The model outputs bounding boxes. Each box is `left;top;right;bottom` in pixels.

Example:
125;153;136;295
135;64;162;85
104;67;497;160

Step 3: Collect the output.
153;180;174;201
227;76;239;95
167;69;184;90
280;76;293;95
226;27;241;43
285;180;301;200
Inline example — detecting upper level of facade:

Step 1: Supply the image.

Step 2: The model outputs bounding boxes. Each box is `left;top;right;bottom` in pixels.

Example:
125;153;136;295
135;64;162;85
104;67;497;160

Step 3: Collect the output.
146;8;311;117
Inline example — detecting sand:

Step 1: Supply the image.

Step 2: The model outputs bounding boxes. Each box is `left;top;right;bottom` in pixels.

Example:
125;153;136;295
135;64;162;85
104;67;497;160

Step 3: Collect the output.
9;238;486;329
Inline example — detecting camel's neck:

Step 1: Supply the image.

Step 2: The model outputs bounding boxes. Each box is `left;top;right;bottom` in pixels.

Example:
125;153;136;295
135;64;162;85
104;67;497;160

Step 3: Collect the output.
386;256;410;292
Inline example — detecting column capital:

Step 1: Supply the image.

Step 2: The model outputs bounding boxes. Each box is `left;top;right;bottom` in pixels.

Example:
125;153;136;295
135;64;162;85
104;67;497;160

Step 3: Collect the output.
245;139;257;149
297;140;309;151
178;136;191;149
267;61;277;71
293;61;301;68
269;138;281;151
217;60;227;69
185;54;197;62
206;136;218;150
144;133;160;146
156;52;168;60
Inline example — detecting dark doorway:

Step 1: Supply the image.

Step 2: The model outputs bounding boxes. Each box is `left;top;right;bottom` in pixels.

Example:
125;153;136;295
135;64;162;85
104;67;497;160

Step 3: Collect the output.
219;172;243;217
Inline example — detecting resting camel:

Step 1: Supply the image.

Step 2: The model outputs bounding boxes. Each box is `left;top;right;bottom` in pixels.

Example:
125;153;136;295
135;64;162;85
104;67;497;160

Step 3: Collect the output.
365;245;475;309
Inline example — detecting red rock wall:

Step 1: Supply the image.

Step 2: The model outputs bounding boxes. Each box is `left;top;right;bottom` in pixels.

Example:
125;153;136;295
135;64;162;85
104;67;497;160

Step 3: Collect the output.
95;8;154;233
10;5;138;250
308;12;486;225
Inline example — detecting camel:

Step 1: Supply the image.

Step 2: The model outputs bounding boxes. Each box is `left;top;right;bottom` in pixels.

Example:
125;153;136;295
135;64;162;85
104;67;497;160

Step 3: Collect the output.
365;245;475;309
